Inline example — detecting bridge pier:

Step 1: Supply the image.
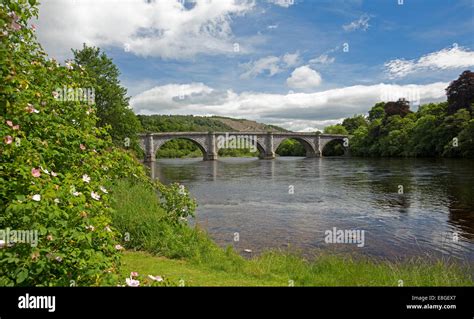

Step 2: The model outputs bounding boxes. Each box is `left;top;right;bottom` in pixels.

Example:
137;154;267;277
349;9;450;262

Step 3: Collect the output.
204;132;218;161
144;134;156;163
262;132;275;159
260;153;276;160
204;152;218;161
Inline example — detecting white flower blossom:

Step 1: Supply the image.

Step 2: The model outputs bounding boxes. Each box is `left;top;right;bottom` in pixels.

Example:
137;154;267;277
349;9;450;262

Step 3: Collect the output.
126;278;140;287
91;191;100;201
148;275;163;282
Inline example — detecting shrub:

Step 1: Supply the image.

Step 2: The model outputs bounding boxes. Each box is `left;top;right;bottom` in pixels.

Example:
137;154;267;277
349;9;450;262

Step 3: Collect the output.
0;1;152;286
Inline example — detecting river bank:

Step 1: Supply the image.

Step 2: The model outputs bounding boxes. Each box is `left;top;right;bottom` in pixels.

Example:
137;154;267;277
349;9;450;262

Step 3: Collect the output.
111;179;473;286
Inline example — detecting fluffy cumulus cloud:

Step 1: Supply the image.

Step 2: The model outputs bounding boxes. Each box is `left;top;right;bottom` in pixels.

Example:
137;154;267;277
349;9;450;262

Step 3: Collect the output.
385;44;474;78
35;0;254;60
286;65;322;89
343;14;370;32
240;52;300;78
130;82;448;131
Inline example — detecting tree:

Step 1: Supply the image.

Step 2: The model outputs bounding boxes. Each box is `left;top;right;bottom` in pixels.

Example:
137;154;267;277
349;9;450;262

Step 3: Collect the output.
409;115;439;157
73;44;142;148
324;124;348;135
457;119;474;157
323;125;348;156
349;125;369;156
440;109;471;157
342;115;368;134
446;70;474;115
383;98;411;118
276;139;306;156
368;102;386;122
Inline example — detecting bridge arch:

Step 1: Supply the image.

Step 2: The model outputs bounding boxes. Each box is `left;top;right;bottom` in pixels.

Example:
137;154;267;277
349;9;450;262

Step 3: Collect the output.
215;133;267;159
153;136;209;160
274;137;318;158
320;137;348;156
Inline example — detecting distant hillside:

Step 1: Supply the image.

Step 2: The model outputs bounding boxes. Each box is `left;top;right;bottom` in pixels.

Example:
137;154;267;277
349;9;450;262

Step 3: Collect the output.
137;114;288;133
211;116;288;132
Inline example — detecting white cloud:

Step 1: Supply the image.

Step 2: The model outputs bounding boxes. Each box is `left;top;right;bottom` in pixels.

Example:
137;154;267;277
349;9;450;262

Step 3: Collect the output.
309;54;335;65
240;56;281;78
268;0;295;8
282;52;300;67
272;119;344;132
240;52;300;78
35;0;254;60
385;44;474;78
343;14;370;32
130;82;448;131
286;65;322;89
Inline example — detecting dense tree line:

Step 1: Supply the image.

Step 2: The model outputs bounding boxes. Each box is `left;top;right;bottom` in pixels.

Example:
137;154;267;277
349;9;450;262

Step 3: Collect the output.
137;115;233;133
336;71;474;157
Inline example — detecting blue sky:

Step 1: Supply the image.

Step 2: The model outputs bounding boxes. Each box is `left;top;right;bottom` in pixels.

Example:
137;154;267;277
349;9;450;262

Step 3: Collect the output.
36;0;474;131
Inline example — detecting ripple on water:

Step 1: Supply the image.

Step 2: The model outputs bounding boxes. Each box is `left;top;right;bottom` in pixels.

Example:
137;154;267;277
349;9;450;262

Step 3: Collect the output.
156;157;474;262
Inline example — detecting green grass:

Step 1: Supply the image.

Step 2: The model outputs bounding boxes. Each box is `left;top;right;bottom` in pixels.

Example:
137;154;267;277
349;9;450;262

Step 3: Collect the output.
111;179;473;287
121;250;472;286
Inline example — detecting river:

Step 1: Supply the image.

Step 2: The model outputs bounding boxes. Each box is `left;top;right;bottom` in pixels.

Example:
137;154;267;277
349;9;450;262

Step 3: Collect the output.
150;157;474;262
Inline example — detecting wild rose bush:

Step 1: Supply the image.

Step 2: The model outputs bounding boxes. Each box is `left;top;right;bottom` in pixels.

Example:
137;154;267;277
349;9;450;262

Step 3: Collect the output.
0;1;194;286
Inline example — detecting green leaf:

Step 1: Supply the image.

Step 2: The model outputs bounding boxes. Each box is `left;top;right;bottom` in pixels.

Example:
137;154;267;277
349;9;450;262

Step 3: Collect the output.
16;269;29;284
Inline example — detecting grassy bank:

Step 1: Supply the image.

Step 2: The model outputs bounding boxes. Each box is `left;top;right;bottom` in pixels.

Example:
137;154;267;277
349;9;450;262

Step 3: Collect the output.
121;251;472;286
110;180;473;286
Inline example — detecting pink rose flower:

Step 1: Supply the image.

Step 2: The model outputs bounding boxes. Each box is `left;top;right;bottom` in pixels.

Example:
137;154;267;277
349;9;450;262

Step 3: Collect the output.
31;168;41;178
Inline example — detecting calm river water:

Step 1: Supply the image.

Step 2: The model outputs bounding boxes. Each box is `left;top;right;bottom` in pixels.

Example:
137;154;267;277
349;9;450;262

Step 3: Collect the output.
151;157;474;262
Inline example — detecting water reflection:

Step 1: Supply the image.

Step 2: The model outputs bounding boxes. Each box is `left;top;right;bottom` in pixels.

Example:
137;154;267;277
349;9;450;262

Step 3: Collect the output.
151;157;474;262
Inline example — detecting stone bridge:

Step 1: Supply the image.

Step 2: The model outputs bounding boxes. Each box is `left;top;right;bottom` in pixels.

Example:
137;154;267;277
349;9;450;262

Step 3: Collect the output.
138;132;349;162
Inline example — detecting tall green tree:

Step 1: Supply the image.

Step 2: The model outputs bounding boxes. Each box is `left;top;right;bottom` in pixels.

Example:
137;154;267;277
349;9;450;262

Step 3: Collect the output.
73;44;142;148
368;102;386;121
342;114;368;134
446;70;474;115
383;98;411;118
